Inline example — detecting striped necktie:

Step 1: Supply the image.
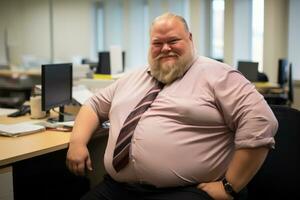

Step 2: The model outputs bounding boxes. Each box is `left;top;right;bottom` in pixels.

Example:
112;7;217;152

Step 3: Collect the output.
112;81;164;172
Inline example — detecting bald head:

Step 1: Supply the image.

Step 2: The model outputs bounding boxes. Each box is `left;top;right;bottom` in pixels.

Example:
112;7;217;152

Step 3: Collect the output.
150;12;190;34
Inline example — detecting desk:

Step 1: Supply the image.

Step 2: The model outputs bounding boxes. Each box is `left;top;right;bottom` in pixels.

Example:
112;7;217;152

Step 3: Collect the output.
0;115;70;167
0;115;71;200
254;82;289;105
0;69;41;78
0;114;108;200
253;82;283;93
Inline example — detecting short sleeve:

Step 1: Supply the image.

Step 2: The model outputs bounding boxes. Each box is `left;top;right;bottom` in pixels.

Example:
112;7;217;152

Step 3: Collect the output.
213;70;278;149
84;80;119;123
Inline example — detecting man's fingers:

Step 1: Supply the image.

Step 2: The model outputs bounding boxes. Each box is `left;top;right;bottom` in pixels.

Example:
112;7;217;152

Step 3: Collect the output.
86;157;93;171
76;162;86;176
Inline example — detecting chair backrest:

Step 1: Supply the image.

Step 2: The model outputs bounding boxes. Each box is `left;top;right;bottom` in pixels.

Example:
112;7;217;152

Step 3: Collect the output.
246;105;300;199
288;63;294;104
257;72;269;82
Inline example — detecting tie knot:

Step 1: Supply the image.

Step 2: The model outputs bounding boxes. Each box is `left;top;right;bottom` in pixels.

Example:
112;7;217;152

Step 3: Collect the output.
157;81;165;89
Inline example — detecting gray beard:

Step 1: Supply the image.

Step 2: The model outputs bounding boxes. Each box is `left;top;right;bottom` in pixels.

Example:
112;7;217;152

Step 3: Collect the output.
149;53;194;84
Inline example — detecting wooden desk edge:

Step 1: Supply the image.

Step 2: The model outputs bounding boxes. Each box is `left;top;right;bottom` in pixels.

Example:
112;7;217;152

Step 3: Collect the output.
0;143;68;167
0;128;109;167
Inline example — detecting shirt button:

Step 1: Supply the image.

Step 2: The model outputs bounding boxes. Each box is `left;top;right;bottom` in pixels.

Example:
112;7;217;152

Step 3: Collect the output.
132;139;136;144
132;159;136;162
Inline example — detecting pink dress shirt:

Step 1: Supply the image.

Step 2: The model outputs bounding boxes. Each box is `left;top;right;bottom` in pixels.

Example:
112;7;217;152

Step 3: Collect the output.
85;56;278;187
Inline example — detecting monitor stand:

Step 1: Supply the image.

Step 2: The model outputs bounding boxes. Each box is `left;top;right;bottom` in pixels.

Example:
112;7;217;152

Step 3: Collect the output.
47;106;75;123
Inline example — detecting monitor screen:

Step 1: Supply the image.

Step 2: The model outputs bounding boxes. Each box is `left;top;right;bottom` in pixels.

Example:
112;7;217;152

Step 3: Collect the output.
42;63;73;121
96;52;111;74
237;61;259;82
96;51;125;74
278;59;288;87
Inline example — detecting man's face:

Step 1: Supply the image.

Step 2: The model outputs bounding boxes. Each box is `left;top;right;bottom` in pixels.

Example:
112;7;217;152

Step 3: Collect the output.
149;18;194;84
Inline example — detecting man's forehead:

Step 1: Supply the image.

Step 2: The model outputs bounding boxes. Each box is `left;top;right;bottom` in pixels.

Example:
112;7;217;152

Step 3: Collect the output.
151;18;180;30
151;35;179;42
150;19;183;36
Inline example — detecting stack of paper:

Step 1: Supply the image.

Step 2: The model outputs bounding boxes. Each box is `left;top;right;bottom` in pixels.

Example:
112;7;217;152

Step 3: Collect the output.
0;123;45;137
72;85;94;105
0;108;18;116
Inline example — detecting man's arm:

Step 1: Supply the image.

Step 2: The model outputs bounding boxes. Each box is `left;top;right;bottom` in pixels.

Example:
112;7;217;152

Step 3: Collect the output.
66;105;100;176
198;147;269;200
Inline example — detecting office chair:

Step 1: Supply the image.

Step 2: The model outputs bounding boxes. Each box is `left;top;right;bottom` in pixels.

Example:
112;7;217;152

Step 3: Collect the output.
287;63;294;106
246;105;300;200
263;63;293;106
277;58;288;88
257;72;269;82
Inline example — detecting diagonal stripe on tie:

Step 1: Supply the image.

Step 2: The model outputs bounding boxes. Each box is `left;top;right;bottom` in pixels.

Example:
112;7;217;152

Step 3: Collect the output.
112;81;164;172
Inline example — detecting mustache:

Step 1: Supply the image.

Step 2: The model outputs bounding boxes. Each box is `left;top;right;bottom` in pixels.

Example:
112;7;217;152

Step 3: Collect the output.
155;52;179;60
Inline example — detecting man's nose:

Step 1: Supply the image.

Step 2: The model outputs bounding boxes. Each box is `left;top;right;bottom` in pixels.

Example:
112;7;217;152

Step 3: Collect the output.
161;43;171;52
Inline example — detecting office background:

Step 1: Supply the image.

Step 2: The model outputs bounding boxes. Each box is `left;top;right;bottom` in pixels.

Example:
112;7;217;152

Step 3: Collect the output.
0;0;299;108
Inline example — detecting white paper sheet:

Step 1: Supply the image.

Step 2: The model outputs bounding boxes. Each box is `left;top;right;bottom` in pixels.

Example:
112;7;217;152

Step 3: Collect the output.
72;85;94;105
0;108;18;116
0;123;45;137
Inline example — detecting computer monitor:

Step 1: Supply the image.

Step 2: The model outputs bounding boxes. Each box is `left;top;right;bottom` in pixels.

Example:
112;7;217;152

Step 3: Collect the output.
237;61;259;82
278;59;288;87
42;63;73;122
96;51;125;74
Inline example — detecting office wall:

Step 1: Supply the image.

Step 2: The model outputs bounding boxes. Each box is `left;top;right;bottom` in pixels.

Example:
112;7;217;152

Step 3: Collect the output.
0;0;51;66
0;5;8;65
190;0;211;56
224;0;234;65
0;0;298;82
52;0;92;62
122;0;148;70
232;0;252;67
288;0;300;80
288;0;300;110
0;0;92;66
263;0;288;83
223;0;252;67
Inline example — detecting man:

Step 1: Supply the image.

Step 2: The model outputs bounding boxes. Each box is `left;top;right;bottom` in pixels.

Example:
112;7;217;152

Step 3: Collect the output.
66;13;278;200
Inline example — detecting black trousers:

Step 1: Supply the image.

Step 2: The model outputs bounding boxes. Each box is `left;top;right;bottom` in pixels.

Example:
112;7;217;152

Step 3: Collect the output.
81;175;214;200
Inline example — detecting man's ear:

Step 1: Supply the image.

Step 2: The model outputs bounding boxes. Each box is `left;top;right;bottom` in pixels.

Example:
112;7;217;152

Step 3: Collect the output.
189;32;193;41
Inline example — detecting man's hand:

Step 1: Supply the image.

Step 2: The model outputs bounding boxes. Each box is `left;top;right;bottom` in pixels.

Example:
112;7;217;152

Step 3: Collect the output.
66;142;93;176
198;181;233;200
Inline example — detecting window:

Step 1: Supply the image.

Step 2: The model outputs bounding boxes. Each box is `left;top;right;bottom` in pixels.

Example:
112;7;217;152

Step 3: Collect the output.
211;0;224;60
95;2;104;52
93;0;193;71
251;0;264;71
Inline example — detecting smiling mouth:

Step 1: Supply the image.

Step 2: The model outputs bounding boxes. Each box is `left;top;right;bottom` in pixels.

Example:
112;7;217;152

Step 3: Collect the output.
159;55;177;60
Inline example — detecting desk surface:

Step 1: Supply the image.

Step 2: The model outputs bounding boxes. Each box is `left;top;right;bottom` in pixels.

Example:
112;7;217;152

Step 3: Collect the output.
0;69;41;77
0;114;108;167
253;82;285;94
0;115;70;167
253;82;280;89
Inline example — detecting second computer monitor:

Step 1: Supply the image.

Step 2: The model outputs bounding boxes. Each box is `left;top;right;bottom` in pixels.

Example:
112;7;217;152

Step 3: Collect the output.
41;63;73;122
278;58;288;87
96;51;125;74
237;61;259;82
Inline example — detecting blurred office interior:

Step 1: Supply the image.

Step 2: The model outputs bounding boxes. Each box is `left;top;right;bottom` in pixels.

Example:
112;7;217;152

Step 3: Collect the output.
1;1;300;199
0;0;299;108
